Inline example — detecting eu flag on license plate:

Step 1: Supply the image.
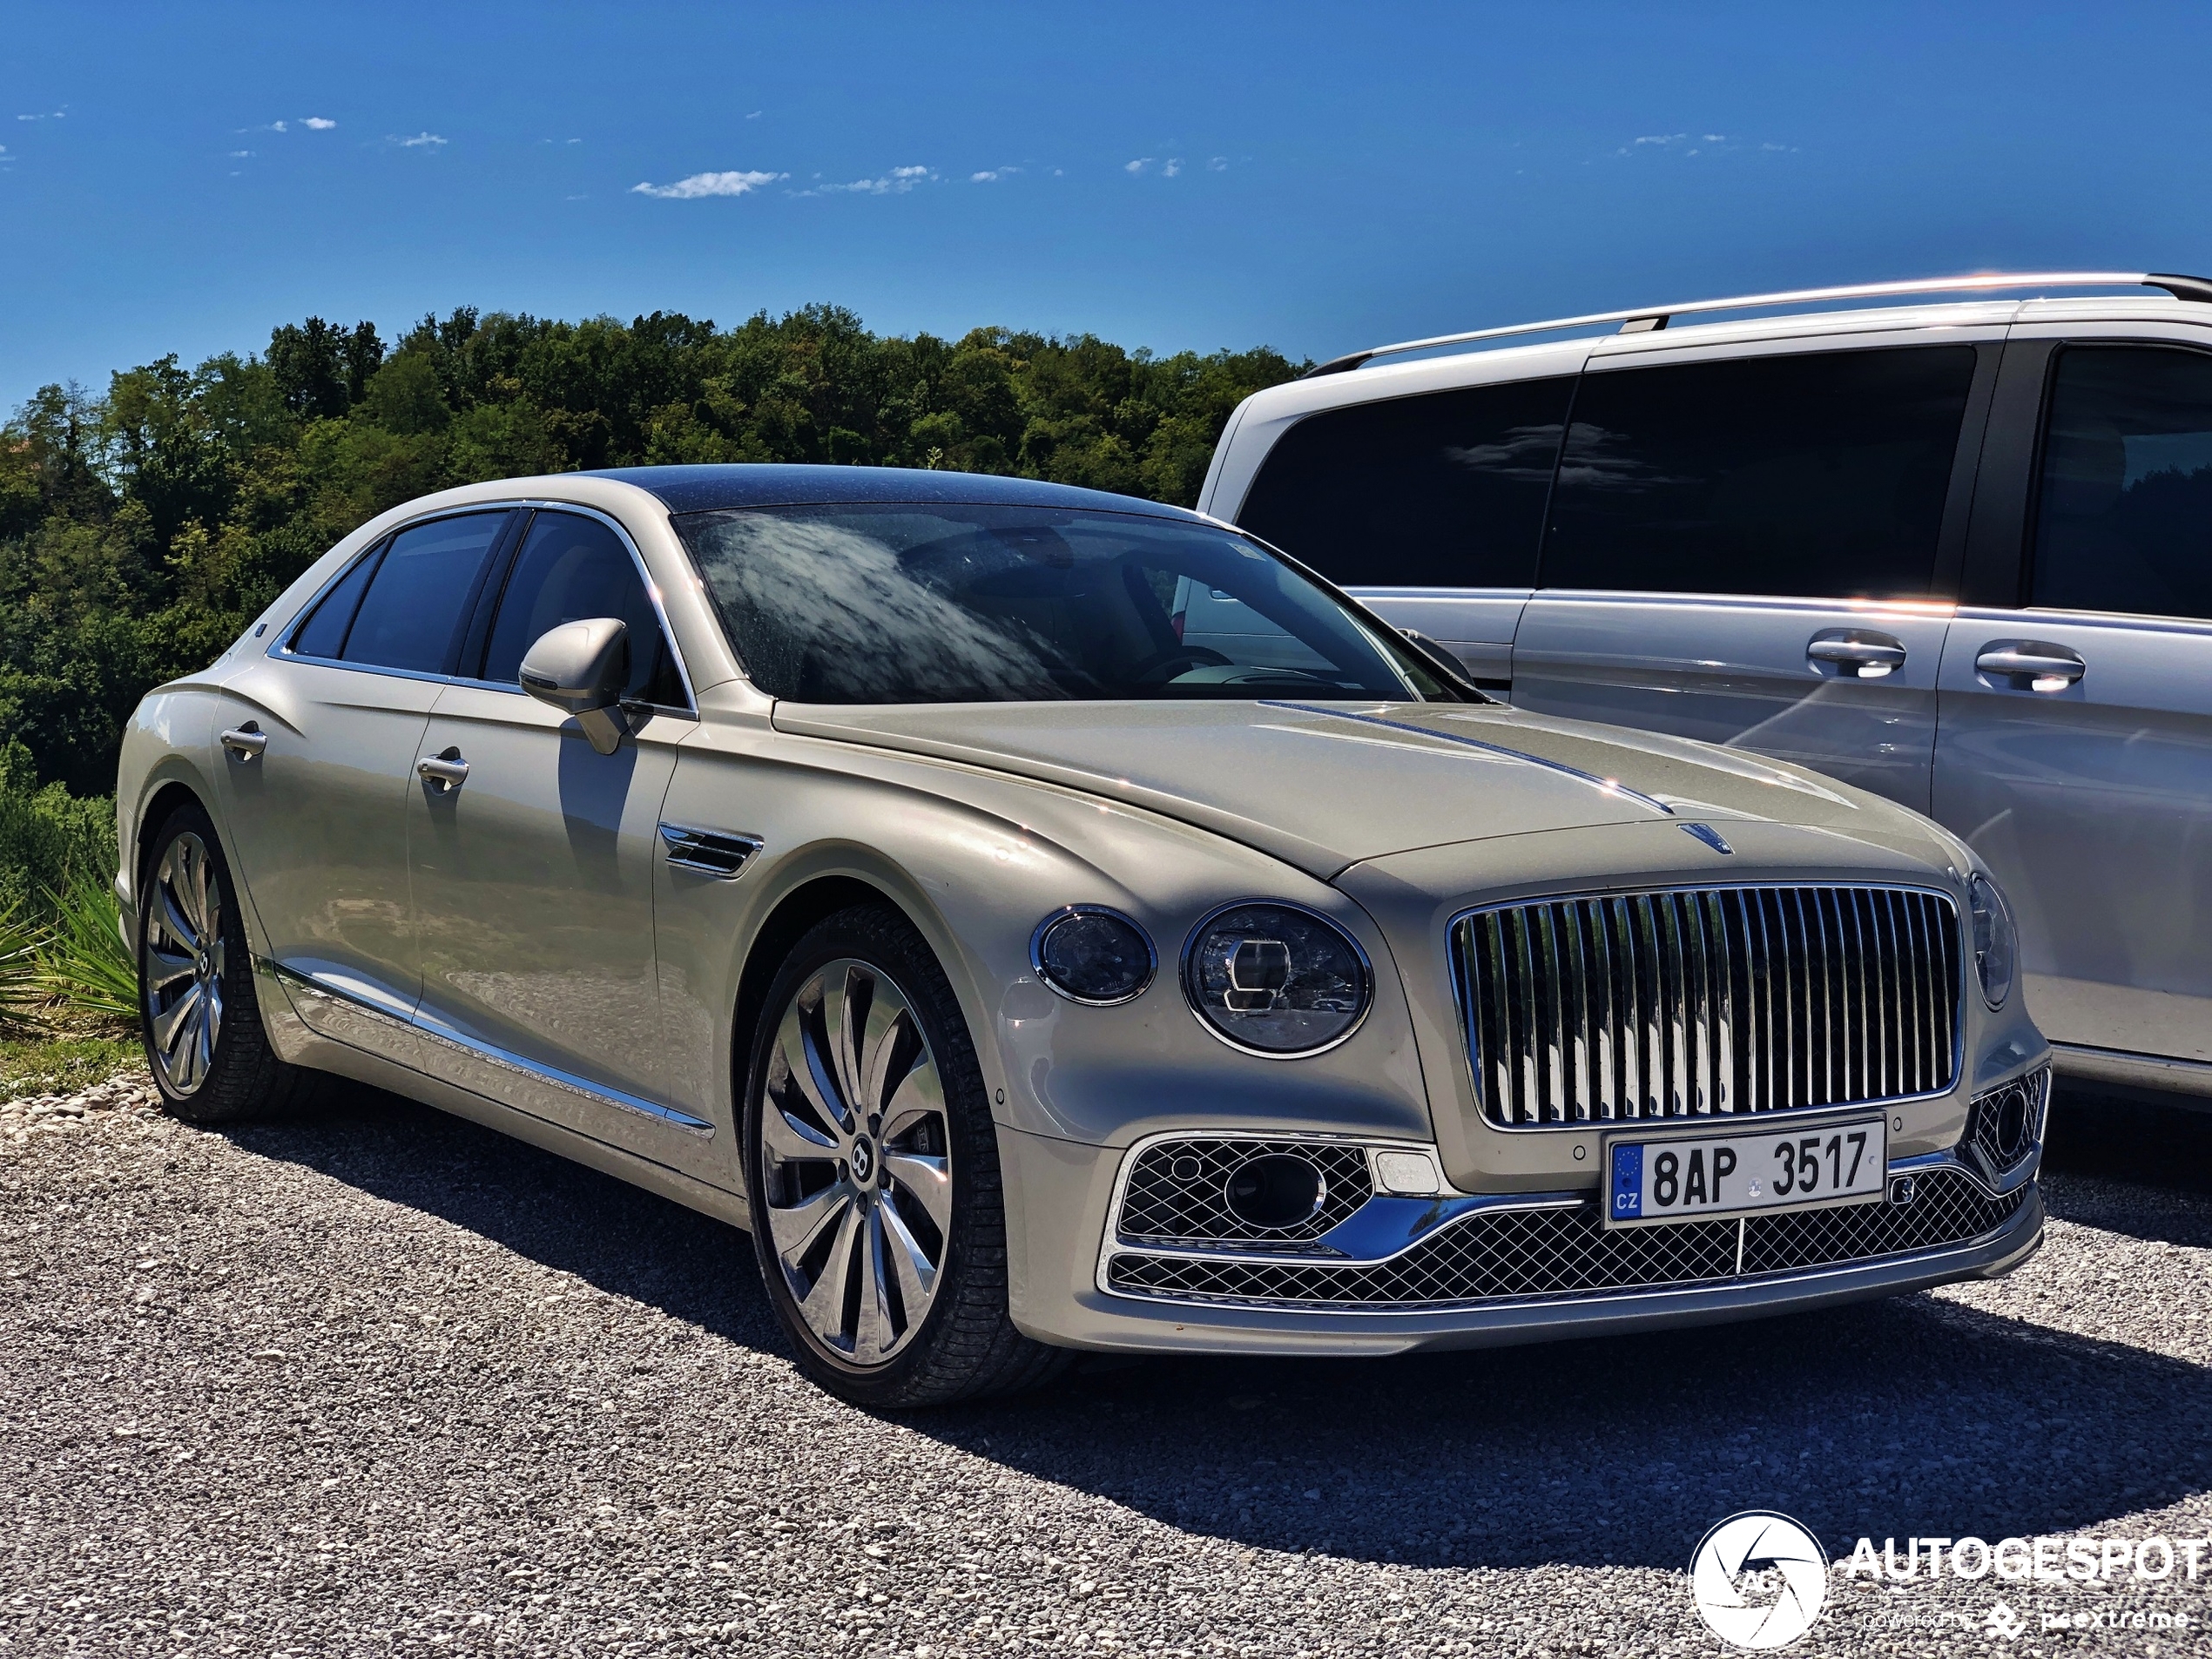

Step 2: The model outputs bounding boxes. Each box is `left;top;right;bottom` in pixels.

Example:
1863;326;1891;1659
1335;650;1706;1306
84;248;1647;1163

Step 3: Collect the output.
1610;1143;1643;1219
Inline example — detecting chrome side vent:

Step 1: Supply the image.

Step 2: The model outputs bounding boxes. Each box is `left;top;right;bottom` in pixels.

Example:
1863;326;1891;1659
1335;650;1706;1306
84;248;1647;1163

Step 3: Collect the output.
658;824;763;880
1453;885;1961;1128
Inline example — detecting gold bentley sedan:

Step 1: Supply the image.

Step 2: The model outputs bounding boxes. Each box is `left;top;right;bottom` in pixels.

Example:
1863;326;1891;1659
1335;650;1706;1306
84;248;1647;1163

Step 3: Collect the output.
117;466;2051;1405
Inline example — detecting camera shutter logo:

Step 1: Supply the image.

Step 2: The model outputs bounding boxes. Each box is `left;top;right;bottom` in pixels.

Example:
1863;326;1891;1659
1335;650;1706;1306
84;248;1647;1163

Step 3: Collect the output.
1689;1511;1830;1649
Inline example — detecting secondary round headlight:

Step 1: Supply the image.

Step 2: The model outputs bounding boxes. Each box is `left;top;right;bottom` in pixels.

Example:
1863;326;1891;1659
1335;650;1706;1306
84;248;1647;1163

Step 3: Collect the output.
1182;901;1372;1056
1968;870;2017;1009
1031;907;1157;1005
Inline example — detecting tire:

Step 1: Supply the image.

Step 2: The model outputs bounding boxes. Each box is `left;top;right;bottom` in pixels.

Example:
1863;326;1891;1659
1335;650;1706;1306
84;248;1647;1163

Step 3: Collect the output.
137;803;320;1124
741;901;1069;1407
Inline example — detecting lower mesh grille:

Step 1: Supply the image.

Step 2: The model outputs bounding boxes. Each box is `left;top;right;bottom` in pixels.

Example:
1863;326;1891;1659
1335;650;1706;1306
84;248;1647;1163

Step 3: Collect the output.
1959;1068;2051;1184
1105;1167;2025;1307
1117;1138;1372;1244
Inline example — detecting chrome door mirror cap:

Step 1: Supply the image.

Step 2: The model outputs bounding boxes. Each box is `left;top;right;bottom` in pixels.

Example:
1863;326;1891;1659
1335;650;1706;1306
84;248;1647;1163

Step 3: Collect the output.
521;617;631;754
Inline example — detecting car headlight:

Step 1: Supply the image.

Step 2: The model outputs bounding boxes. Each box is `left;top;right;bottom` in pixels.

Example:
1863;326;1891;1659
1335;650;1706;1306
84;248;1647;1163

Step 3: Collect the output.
1182;901;1372;1056
1031;907;1157;1005
1967;870;2017;1009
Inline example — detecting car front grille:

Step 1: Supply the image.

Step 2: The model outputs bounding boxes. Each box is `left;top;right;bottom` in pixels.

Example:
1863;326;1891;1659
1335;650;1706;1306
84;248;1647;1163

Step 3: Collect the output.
1453;884;1961;1128
1104;1166;2025;1307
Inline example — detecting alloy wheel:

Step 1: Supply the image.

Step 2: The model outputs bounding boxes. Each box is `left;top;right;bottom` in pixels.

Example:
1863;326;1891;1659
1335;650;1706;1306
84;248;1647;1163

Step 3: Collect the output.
144;832;226;1096
759;957;954;1366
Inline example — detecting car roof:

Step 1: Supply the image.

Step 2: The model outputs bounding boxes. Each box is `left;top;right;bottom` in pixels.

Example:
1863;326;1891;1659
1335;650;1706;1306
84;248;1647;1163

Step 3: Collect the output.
585;463;1205;521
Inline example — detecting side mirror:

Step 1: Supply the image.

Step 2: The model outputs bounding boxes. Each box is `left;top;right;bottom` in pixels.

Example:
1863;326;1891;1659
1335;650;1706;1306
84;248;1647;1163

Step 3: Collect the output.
520;617;631;754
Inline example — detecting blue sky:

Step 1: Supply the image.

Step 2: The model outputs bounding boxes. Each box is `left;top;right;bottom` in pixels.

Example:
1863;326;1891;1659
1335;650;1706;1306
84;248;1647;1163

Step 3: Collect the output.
6;1;2212;408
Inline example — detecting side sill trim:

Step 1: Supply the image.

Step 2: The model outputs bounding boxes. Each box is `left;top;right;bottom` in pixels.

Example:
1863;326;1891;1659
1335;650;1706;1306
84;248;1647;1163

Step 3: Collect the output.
266;961;716;1136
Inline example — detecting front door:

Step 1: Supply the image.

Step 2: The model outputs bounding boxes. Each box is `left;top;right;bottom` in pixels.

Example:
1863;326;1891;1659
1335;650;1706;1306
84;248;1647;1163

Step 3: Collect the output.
404;508;708;1163
1933;340;2212;1062
1511;340;1996;813
210;509;515;1037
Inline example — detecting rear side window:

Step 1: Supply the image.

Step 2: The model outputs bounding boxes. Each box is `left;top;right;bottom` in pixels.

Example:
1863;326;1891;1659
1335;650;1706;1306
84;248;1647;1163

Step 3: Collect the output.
1542;345;1977;599
288;545;383;659
481;511;686;705
2033;346;2212;621
340;511;510;674
1234;376;1573;588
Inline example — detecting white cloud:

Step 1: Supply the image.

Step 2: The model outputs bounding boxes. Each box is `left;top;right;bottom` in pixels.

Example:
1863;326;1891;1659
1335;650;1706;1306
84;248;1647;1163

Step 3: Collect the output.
270;120;288;132
1163;157;1182;177
1208;155;1228;171
810;165;935;195
395;132;447;148
970;165;1020;183
17;111;65;122
1703;132;1726;142
745;110;763;119
1124;157;1153;173
631;168;785;199
1633;133;1685;145
228;149;253;158
302;116;337;130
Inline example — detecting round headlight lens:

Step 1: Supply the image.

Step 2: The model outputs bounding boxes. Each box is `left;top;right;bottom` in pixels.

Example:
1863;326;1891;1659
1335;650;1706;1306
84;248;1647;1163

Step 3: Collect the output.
1182;901;1372;1055
1968;870;2017;1008
1032;907;1157;1005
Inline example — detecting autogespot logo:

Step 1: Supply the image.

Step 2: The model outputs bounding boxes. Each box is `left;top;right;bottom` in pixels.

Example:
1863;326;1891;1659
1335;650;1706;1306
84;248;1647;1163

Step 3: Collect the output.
1690;1511;1831;1650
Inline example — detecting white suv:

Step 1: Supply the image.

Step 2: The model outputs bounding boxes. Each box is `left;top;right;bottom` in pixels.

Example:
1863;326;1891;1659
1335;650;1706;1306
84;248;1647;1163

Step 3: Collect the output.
1200;272;2212;1107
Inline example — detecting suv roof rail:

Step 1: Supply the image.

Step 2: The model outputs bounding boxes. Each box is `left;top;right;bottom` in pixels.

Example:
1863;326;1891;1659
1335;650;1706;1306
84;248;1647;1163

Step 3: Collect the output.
1304;270;2212;377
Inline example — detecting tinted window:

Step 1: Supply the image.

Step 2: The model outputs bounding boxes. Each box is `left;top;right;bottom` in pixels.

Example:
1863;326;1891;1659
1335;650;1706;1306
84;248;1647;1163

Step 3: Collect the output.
2033;346;2212;620
1542;346;1977;598
1236;376;1571;587
340;512;509;674
288;544;383;659
482;511;685;705
673;504;1447;704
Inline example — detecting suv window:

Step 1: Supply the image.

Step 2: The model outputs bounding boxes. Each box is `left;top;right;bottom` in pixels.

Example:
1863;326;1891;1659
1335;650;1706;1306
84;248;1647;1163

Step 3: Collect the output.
1234;376;1573;588
339;511;510;674
2033;346;2212;621
1541;345;1977;599
481;511;686;705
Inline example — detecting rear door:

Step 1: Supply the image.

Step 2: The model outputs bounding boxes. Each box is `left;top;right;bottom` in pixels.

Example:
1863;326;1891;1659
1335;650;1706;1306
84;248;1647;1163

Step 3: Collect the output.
1510;337;1999;813
211;509;514;1033
1230;373;1575;686
1934;333;2212;1062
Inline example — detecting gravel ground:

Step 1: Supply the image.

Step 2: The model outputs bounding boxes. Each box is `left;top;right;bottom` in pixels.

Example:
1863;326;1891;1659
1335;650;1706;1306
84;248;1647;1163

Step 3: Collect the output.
3;1076;2209;1658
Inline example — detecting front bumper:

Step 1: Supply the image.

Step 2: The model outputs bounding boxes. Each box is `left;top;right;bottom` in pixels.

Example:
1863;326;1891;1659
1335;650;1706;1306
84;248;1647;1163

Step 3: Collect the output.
1000;1116;2045;1357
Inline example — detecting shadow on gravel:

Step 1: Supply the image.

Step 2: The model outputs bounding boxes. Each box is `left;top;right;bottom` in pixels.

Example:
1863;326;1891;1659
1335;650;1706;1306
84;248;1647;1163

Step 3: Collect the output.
2040;1083;2212;1245
219;1080;2212;1579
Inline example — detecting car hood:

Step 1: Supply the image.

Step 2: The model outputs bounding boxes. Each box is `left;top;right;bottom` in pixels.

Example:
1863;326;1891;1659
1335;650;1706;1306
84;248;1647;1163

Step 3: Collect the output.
771;699;1917;880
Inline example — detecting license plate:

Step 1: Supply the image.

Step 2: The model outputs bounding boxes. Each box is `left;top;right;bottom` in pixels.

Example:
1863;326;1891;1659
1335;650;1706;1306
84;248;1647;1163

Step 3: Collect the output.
1603;1116;1888;1228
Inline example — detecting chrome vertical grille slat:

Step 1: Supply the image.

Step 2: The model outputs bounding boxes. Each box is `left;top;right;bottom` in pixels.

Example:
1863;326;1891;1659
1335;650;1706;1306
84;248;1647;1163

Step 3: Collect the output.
1453;884;1961;1129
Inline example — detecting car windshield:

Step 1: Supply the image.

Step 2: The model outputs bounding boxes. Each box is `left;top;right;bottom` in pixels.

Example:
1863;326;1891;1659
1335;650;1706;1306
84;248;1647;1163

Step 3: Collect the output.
672;502;1454;704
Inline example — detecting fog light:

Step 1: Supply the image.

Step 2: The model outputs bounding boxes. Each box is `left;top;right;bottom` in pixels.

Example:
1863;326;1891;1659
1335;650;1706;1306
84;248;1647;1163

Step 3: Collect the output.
1223;1154;1325;1227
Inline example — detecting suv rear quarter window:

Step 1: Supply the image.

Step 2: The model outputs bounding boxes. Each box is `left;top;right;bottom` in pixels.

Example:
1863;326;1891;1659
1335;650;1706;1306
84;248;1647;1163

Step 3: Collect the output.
1234;376;1573;588
1541;345;1978;599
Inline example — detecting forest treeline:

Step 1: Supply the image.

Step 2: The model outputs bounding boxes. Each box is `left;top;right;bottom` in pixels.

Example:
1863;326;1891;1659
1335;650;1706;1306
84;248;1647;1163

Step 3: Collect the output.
0;304;1305;795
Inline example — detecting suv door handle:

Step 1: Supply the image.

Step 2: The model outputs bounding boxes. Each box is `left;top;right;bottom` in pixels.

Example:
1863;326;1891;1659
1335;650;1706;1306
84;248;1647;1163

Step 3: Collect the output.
1807;629;1908;678
219;725;267;760
1974;642;2085;692
416;750;470;792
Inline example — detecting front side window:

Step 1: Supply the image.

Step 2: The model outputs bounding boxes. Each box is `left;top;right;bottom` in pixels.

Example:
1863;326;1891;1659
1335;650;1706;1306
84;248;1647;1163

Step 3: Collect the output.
673;504;1450;705
2032;346;2212;621
1236;376;1572;588
1542;345;1977;599
338;511;510;674
480;511;686;705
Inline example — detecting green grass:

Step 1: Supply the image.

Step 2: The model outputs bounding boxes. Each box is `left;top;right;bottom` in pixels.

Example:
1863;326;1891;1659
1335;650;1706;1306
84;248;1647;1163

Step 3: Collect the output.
0;1030;141;1098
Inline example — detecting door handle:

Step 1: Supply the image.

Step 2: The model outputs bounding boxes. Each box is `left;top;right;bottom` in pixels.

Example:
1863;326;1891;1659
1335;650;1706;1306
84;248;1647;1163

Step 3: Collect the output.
219;725;267;760
1974;643;2085;692
1807;630;1908;678
416;750;470;792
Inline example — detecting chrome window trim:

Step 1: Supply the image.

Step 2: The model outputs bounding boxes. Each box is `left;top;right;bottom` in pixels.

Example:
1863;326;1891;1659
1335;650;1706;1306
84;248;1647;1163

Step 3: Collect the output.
266;498;700;718
1447;879;1969;1130
269;960;715;1136
1028;905;1159;1007
1177;898;1376;1060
